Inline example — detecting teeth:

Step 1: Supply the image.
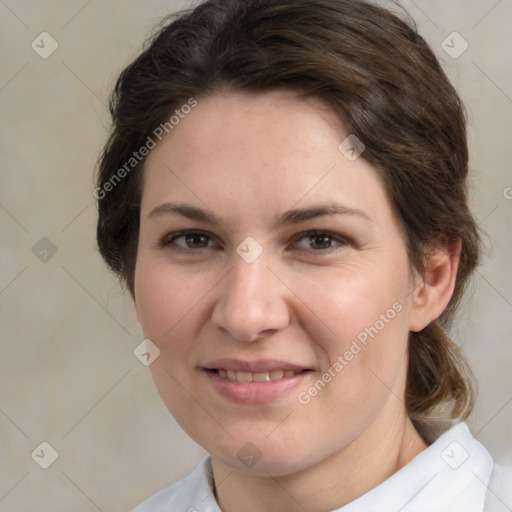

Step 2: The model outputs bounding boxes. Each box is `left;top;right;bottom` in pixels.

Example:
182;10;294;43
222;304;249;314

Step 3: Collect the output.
216;369;299;382
237;371;253;382
253;372;270;382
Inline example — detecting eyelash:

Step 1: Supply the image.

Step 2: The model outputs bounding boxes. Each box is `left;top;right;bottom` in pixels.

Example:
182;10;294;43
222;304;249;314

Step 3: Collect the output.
160;229;350;255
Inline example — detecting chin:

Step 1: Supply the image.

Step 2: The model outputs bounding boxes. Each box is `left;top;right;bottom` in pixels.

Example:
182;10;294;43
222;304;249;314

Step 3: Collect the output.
205;433;321;477
216;452;308;477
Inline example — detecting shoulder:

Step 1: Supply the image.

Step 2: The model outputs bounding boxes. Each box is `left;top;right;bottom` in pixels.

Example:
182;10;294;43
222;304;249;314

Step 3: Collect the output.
131;457;220;512
484;461;512;511
417;420;511;512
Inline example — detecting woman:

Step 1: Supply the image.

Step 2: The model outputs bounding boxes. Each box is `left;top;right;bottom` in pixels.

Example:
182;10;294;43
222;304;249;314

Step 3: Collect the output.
96;0;501;510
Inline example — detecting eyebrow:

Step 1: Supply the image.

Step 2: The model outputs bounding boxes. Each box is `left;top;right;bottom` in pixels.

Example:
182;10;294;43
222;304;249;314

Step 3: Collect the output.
149;203;224;224
276;203;371;225
149;202;372;226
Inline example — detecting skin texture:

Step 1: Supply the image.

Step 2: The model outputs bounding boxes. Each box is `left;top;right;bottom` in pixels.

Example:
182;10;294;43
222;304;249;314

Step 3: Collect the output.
134;90;459;512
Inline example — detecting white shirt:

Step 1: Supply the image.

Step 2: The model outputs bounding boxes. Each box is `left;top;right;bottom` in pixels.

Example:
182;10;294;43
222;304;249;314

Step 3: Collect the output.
132;422;501;512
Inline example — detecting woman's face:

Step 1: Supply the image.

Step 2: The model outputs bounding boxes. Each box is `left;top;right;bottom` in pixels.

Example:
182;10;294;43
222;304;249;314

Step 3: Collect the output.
134;90;421;475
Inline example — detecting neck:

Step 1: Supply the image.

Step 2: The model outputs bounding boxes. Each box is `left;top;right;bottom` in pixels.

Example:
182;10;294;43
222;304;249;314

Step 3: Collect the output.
212;411;427;512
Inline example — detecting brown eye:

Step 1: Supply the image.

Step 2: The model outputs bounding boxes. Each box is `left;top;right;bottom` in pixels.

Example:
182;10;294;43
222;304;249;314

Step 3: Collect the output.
308;234;335;250
163;231;214;249
293;231;348;252
183;233;211;248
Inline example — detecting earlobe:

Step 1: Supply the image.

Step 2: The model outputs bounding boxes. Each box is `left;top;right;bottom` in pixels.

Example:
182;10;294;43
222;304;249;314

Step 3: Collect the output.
409;239;461;332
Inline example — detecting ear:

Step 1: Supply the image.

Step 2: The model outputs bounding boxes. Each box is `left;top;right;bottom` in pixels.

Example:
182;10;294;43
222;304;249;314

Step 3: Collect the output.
409;239;461;333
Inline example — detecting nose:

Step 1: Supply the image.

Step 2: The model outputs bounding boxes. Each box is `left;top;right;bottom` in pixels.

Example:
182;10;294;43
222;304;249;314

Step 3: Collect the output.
211;251;291;343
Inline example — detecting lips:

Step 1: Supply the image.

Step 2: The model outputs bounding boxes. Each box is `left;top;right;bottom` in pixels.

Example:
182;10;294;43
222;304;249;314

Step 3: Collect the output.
216;369;300;382
204;358;309;374
203;359;313;404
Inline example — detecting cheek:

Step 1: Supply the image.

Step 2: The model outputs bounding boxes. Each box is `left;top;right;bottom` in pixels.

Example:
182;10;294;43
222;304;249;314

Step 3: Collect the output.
134;256;213;422
291;262;411;404
293;261;410;349
134;256;211;343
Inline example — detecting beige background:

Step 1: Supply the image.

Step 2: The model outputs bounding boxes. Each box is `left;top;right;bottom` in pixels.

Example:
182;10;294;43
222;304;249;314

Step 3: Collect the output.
0;1;511;511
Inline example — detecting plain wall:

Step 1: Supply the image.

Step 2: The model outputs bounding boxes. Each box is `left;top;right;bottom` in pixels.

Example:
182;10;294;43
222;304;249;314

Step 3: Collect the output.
1;1;511;510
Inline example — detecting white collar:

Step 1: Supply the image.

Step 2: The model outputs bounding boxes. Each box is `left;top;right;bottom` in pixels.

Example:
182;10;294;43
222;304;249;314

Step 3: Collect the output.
132;421;494;512
337;421;493;511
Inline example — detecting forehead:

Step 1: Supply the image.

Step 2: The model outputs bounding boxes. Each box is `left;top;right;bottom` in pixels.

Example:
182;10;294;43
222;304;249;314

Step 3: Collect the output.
140;90;393;228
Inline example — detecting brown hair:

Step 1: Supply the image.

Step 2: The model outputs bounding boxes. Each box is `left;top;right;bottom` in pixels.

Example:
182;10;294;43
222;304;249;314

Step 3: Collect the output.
96;0;480;420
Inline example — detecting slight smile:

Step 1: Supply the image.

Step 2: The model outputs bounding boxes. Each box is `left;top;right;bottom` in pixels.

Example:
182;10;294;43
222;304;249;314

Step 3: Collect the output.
202;359;315;404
